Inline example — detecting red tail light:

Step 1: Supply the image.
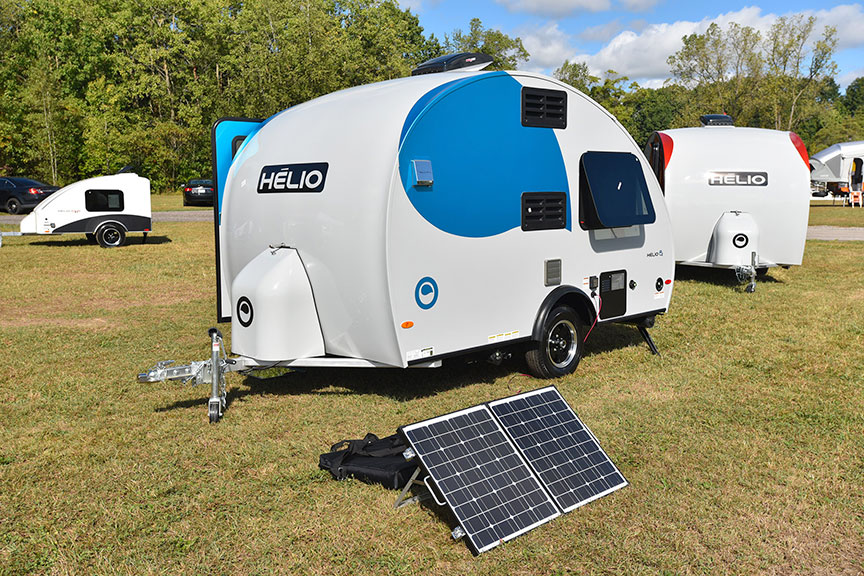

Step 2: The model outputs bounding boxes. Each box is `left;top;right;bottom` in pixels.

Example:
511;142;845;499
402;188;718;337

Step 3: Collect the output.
789;132;809;168
28;187;40;195
184;187;191;192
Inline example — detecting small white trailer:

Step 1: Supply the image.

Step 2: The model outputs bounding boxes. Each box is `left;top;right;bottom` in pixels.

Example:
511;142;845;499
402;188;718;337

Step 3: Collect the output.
644;115;811;291
808;140;864;197
1;173;152;247
139;54;676;422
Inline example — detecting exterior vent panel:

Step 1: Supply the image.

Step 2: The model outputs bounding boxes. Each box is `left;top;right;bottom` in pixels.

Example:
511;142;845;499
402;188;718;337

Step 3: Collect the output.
522;88;567;129
522;192;567;231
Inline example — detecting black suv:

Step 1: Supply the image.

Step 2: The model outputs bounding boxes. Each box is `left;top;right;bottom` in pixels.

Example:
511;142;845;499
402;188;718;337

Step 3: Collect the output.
0;177;59;214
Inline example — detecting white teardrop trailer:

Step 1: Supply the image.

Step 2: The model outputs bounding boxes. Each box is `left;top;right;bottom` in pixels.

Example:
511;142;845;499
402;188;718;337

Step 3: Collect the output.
0;172;152;248
808;140;864;199
138;54;677;422
645;115;811;292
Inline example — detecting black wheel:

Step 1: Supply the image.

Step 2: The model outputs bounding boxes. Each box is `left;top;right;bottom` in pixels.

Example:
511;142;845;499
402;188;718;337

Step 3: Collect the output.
5;197;21;214
183;198;189;206
85;233;97;244
525;305;585;378
96;223;126;248
208;402;221;424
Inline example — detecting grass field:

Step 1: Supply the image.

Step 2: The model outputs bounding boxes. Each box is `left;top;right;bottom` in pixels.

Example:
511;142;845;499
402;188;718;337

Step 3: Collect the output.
809;200;864;228
1;222;862;575
150;193;212;212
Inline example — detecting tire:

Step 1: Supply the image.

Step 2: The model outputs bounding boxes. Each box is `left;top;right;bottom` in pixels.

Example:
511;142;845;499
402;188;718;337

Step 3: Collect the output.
96;223;126;248
525;305;585;379
5;197;21;214
85;233;97;244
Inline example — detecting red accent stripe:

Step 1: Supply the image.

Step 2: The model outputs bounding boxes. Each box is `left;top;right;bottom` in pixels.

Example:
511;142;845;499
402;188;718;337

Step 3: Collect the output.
789;132;809;168
658;132;674;169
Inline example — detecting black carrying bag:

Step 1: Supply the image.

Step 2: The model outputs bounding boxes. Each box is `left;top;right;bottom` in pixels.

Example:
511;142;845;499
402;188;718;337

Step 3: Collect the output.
319;433;418;490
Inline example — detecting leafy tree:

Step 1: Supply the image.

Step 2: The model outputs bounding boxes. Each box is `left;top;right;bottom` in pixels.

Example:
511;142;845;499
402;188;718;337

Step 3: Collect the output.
666;17;837;137
444;18;528;70
844;77;864;115
553;60;598;93
762;15;837;131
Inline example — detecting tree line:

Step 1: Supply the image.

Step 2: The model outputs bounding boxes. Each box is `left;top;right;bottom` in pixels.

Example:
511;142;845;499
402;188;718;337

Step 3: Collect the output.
556;16;858;153
0;1;859;192
0;0;524;191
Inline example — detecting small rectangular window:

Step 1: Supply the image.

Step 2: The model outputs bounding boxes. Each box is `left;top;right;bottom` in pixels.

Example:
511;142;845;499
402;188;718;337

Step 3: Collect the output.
579;152;655;230
521;87;567;129
231;136;246;158
85;189;124;212
522;192;567;231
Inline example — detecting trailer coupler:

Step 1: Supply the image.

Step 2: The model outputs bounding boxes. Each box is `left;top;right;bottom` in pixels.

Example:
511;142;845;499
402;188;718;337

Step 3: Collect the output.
138;328;239;423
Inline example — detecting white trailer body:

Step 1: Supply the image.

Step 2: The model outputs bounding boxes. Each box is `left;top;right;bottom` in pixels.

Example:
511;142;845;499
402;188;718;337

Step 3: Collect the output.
645;126;811;271
216;69;675;371
808;140;864;192
17;173;151;247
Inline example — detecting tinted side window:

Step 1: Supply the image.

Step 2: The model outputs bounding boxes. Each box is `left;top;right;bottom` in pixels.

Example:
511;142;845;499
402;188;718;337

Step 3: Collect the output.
85;189;124;212
579;152;655;230
0;178;11;188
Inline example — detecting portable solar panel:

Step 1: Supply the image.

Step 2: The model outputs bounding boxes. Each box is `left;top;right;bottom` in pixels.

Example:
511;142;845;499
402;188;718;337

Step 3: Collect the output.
401;405;560;554
489;386;627;512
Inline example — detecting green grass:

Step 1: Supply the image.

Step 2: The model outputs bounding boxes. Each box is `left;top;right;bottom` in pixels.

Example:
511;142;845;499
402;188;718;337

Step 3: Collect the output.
1;223;863;575
809;200;864;227
150;193;212;212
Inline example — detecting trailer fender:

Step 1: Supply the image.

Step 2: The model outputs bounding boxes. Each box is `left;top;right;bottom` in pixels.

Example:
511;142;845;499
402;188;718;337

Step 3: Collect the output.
531;286;596;341
230;246;325;362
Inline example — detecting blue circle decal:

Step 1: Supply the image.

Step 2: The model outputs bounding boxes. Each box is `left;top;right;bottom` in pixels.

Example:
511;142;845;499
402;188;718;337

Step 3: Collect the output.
415;277;438;310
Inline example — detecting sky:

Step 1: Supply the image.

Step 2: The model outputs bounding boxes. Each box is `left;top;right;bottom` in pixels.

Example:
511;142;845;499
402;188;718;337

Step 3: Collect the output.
401;1;864;91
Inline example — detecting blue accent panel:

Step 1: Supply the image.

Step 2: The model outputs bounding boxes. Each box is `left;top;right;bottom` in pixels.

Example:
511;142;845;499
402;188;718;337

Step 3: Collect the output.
398;74;570;238
399;78;464;146
213;119;264;224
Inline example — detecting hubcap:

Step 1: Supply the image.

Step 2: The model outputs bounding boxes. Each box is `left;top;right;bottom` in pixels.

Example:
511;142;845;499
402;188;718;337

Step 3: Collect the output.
104;229;120;245
546;319;578;369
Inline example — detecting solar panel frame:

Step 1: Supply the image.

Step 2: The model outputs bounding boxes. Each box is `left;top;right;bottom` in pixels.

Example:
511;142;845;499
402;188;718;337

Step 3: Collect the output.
400;404;560;554
489;386;628;513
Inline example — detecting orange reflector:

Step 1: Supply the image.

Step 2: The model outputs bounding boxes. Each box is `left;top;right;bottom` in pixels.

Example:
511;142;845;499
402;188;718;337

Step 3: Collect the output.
401;321;414;329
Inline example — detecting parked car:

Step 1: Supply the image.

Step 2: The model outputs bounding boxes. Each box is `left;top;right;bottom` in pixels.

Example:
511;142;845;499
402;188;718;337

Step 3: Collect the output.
0;177;59;214
183;178;214;206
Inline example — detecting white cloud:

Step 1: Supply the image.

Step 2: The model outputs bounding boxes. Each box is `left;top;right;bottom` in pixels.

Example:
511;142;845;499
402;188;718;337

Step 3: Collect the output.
838;68;864;89
520;22;580;70
579;19;623;42
809;4;864;50
496;0;611;17
619;0;660;11
524;5;864;86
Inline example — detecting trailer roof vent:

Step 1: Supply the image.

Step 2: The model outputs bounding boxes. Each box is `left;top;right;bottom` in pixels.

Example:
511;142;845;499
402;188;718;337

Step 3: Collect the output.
522;87;567;129
411;52;494;76
700;114;734;126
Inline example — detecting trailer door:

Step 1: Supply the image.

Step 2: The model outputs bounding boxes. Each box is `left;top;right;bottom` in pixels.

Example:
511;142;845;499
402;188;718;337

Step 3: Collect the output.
579;151;658;319
852;158;863;190
211;117;263;323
